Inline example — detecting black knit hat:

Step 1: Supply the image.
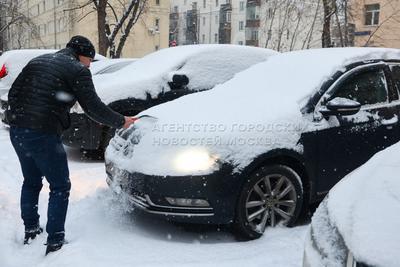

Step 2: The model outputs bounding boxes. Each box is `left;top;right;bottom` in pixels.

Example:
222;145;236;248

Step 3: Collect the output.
66;35;96;59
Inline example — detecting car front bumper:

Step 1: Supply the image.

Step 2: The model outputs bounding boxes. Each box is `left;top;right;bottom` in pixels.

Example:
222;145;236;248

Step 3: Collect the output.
105;162;243;224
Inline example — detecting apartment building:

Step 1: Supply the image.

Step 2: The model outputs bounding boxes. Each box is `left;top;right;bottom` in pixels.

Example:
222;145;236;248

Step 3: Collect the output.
170;0;323;51
350;0;400;48
4;0;170;58
169;0;247;45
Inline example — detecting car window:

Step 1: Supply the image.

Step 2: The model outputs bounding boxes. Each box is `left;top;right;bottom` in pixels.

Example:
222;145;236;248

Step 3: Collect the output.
332;68;388;105
96;61;133;75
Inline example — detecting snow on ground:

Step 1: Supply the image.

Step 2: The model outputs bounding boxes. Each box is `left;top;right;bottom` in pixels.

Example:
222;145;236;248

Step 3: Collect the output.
0;123;307;267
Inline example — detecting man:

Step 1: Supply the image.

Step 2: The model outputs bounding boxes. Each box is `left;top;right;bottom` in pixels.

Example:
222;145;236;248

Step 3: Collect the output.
6;36;137;255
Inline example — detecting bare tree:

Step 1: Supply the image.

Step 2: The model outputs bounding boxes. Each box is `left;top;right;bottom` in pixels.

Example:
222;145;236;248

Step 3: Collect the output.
322;0;336;47
0;0;44;50
68;0;148;58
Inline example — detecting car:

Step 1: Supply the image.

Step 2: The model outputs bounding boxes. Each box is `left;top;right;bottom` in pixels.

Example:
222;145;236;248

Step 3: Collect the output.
0;49;106;124
60;44;277;155
104;47;400;240
303;141;400;267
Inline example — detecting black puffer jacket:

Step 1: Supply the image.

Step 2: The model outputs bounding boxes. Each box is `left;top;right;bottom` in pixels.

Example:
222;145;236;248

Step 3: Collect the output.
6;48;125;135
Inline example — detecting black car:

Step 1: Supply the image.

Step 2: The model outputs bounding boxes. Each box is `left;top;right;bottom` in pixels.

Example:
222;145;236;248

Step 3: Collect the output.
104;48;400;240
60;45;277;156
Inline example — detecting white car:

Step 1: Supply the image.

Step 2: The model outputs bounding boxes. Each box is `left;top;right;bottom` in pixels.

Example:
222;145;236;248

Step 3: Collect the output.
303;141;400;267
105;48;400;239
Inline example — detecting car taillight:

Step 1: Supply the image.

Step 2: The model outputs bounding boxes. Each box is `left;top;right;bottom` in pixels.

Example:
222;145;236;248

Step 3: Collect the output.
0;64;7;79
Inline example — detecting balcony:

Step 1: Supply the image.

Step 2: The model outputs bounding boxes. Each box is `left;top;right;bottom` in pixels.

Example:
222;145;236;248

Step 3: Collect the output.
169;13;179;21
246;40;259;47
246;19;260;28
247;0;261;7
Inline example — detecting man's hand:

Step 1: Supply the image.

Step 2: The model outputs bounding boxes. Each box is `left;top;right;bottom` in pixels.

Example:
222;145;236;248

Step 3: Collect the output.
123;116;139;129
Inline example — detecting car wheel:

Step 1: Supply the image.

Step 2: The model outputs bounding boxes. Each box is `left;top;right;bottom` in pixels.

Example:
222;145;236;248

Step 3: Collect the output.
234;164;303;240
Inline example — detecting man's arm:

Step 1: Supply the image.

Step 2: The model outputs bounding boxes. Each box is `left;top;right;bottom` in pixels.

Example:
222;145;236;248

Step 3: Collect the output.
71;67;126;128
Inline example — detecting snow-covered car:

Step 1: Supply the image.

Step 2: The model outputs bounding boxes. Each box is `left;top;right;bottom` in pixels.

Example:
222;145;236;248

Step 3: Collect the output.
105;48;400;240
303;142;400;267
90;58;137;76
61;45;277;155
0;49;106;124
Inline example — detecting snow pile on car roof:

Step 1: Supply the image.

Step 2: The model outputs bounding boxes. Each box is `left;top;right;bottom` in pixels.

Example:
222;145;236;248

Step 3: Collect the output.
93;44;277;104
326;141;400;267
106;48;400;176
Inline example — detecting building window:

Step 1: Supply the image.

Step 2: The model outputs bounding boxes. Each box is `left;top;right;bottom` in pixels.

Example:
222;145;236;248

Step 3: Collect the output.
193;2;197;10
239;21;244;31
216;0;219;7
251;30;258;40
174;6;178;13
268;8;273;19
156;0;160;5
214;33;218;43
203;0;206;8
215;15;218;24
238;41;243;45
202;34;205;43
365;4;380;26
247;6;259;20
41;1;46;12
203;17;206;26
240;1;245;11
155;18;160;31
226;11;231;22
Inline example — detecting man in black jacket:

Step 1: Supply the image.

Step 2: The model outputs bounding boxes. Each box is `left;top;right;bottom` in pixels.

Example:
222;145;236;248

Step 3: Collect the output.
6;36;137;255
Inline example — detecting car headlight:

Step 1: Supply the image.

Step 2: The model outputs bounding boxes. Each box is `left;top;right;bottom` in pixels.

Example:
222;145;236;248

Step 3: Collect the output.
173;148;218;173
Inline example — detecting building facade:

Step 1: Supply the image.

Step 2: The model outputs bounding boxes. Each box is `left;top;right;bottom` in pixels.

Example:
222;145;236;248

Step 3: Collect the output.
350;0;400;48
4;0;170;58
170;0;323;51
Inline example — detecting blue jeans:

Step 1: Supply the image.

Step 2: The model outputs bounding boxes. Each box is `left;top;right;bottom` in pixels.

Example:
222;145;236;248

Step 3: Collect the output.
10;126;71;244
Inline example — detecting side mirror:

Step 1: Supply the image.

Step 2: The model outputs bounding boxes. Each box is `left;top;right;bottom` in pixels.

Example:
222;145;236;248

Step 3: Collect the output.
168;74;189;90
319;97;361;117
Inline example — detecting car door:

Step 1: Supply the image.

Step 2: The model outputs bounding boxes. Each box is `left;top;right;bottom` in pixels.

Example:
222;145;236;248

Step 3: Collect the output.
303;63;399;197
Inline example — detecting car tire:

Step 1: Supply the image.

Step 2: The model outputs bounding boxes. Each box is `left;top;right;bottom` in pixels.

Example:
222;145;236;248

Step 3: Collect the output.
233;164;303;240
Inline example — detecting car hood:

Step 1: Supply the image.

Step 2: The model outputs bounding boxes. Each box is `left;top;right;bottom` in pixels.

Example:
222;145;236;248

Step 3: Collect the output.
327;142;400;267
105;48;400;177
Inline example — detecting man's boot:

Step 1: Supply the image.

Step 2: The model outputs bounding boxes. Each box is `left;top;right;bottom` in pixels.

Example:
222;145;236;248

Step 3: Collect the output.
45;239;67;255
23;226;43;244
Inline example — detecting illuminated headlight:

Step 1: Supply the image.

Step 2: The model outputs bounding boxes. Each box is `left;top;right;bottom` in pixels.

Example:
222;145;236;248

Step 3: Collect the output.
165;197;210;207
173;148;218;173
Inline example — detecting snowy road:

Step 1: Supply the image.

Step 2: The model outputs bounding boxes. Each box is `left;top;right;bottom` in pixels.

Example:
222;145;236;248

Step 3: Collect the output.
0;124;308;267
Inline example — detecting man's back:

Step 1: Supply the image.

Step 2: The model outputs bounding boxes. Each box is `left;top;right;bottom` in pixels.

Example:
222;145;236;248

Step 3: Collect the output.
7;48;85;134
